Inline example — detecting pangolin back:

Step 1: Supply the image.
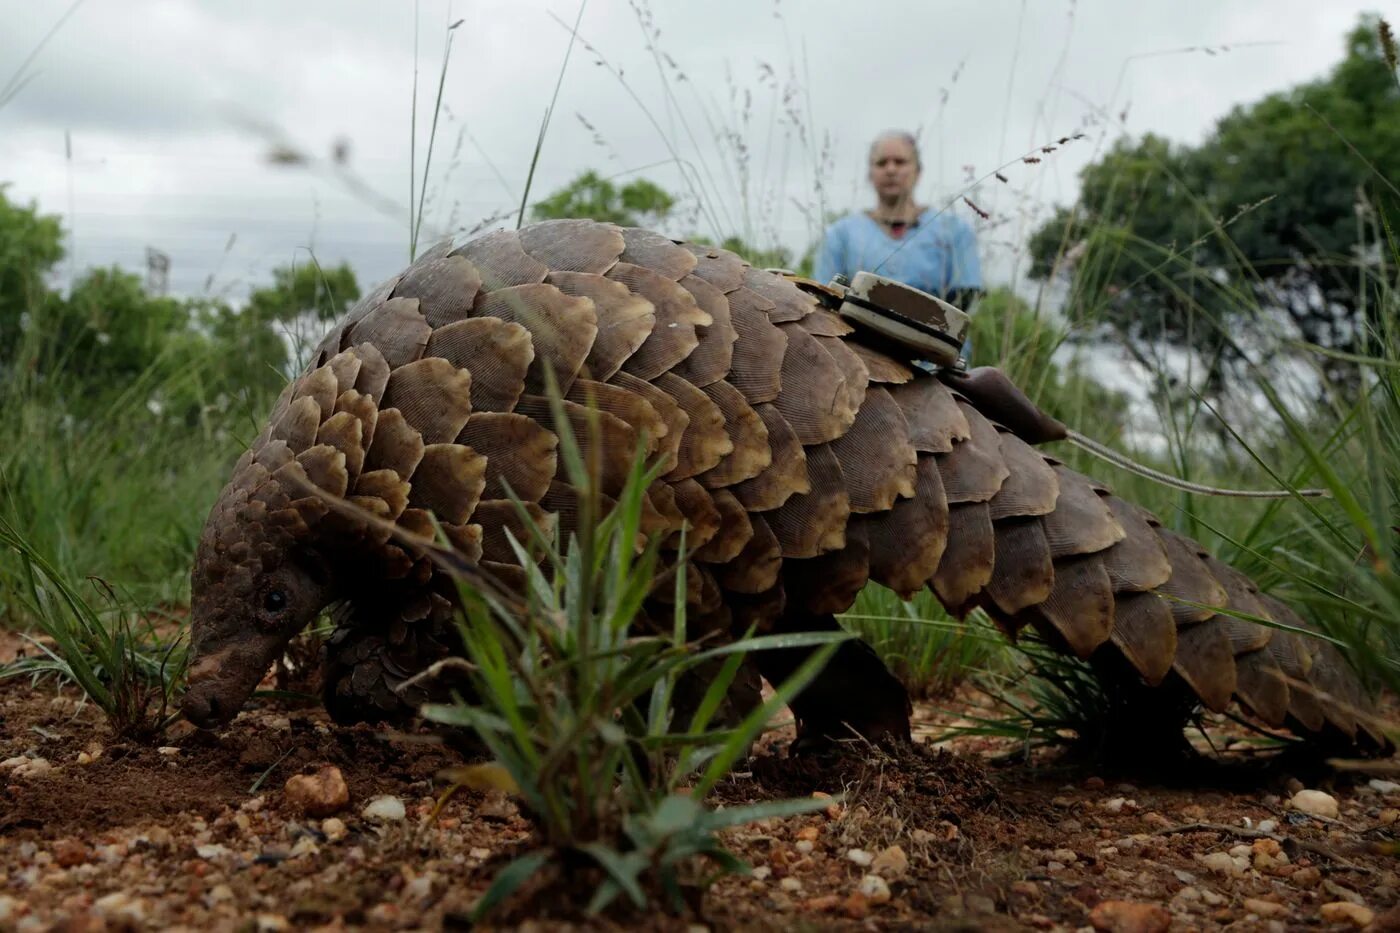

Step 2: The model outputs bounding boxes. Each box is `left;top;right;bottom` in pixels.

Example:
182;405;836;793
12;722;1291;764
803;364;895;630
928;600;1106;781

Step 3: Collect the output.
247;218;1387;751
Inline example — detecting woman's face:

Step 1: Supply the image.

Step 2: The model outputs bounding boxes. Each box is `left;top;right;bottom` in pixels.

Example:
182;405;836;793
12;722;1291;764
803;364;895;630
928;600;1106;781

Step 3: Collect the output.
869;137;920;203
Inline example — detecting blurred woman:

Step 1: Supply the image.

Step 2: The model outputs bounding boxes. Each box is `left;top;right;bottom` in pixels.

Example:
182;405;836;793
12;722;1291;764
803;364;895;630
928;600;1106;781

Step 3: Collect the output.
816;130;982;312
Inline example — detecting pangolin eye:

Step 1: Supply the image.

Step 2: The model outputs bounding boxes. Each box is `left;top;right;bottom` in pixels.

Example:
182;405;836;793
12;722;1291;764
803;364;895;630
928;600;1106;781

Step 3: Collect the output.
264;590;288;613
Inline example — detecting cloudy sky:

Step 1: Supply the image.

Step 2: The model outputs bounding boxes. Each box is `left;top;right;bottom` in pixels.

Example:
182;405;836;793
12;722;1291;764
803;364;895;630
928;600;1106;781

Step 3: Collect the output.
0;0;1382;302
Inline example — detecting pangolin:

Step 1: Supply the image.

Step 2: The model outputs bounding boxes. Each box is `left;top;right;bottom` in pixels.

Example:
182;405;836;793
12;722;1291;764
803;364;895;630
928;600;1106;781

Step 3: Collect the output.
181;219;1390;755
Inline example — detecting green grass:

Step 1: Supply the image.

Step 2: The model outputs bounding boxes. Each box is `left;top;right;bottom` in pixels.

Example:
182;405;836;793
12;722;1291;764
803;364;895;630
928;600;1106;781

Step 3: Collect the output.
419;388;846;920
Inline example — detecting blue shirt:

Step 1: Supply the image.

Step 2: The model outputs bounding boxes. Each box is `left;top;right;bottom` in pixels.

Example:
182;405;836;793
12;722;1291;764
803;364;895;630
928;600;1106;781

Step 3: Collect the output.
815;209;982;298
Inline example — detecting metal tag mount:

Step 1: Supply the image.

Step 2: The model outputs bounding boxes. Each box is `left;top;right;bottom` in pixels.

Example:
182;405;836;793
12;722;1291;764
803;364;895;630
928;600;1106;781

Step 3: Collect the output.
833;271;968;369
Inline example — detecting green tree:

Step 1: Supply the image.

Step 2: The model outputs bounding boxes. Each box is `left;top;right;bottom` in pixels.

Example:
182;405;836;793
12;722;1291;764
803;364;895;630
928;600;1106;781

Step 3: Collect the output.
1029;15;1400;389
43;267;190;384
532;170;675;227
0;186;64;362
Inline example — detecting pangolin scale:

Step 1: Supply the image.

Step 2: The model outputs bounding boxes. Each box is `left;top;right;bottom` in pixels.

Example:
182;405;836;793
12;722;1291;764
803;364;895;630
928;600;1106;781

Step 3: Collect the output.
182;219;1389;755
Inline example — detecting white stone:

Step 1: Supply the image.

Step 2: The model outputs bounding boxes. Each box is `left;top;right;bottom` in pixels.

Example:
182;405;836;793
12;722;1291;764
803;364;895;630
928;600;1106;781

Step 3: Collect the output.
1197;851;1242;875
194;843;232;861
361;795;406;822
779;877;802;892
794;840;814;855
321;818;348;842
1368;779;1400;795
93;892;145;924
290;837;319;858
858;874;892;904
1257;819;1277;833
1287;789;1339;819
751;866;772;881
157;747;180;757
845;848;873;867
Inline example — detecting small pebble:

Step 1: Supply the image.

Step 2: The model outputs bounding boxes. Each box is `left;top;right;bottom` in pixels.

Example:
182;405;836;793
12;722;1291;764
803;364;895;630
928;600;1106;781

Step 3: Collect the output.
1257;819;1277;833
846;848;873;867
284;765;350;818
1287;789;1339;819
1051;848;1078;864
321;818;348;842
870;845;909;880
362;795;406;822
10;758;52;779
1368;779;1400;795
1243;898;1286;918
1088;899;1170;933
780;877;802;892
157;746;180;757
795;840;814;855
1319;902;1374;927
858;874;891;904
750;866;771;881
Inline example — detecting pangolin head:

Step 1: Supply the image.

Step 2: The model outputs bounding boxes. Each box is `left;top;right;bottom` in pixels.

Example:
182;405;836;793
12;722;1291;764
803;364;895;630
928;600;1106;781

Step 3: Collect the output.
182;443;341;728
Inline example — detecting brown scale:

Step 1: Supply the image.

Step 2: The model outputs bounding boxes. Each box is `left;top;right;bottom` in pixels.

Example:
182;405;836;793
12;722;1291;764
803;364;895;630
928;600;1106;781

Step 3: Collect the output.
450;228;549;290
741;265;813;322
456;412;558;502
546;271;655;382
406;444;486;525
607;263;709;380
618;228;698;280
724;287;788;405
333;389;379;453
1040;465;1124;558
607;371;689;475
393;255;483;327
814;332;871;418
729;403;810;512
347;297;431;368
771;325;854;445
350;343;391;405
765;444;850;559
1107;591;1177;686
517;219;624;274
513;396;646;498
1022;554;1117;658
860;454;948;599
783;524;871;615
362;409;425;483
826;387;917;513
796;308;855;337
691;489;754;564
379;358;473;445
714;513;782;594
678;243;747;292
982;518;1055;617
670;274;737;388
324;351;363;398
472;284;598;395
938;402;1010;504
695;381;771;489
423;318;533;413
315;412;366;481
667;478;722;552
849;343;913;384
889;379;968;453
565;379;669;453
931;502;996;613
472;500;555;566
653;372;732;481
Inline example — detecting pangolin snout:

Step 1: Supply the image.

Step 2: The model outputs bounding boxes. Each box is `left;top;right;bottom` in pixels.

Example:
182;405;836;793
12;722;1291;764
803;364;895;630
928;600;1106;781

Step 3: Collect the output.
180;642;280;728
180;684;232;728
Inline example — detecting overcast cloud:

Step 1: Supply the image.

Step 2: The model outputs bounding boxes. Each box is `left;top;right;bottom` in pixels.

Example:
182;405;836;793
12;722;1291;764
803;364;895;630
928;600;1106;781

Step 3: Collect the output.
0;0;1384;302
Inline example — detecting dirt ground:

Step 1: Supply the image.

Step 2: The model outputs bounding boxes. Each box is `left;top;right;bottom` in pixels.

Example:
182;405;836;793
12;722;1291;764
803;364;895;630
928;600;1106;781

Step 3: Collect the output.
2;634;1398;931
